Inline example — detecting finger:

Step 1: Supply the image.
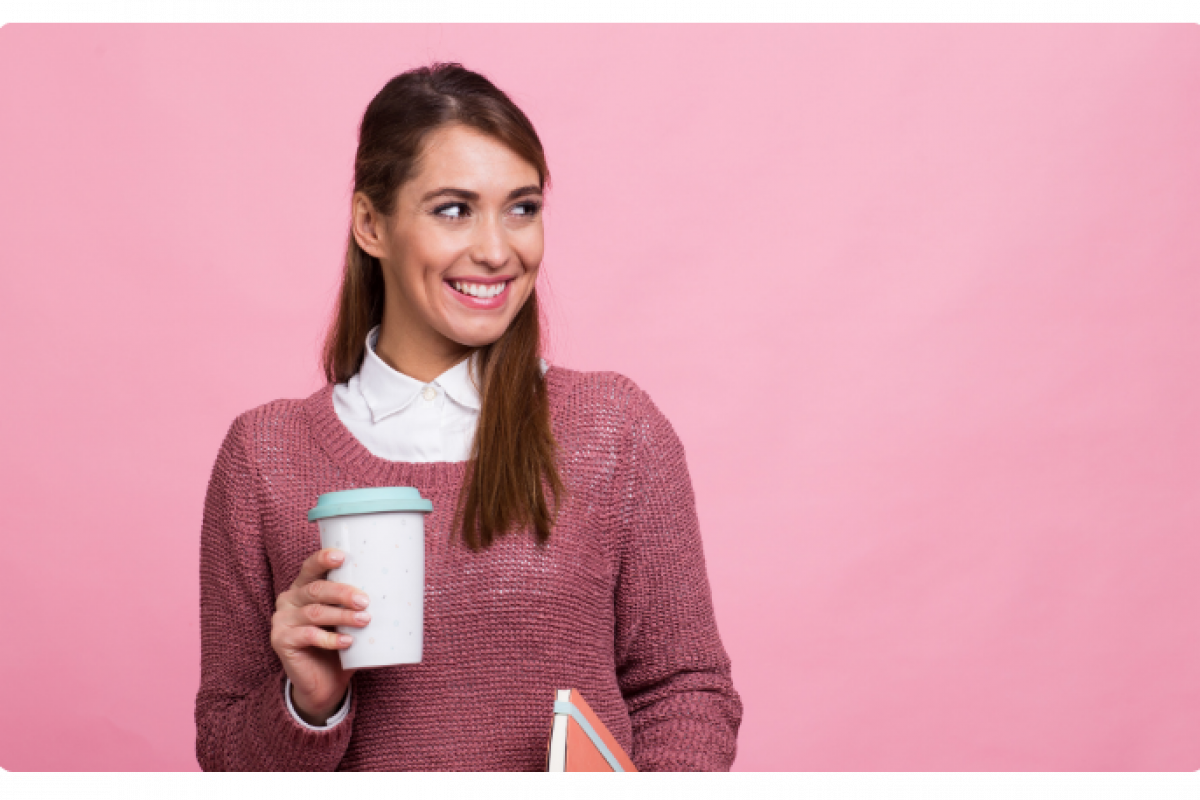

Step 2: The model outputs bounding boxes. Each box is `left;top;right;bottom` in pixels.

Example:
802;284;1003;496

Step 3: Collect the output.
282;625;354;652
293;601;371;629
300;578;370;611
290;548;347;591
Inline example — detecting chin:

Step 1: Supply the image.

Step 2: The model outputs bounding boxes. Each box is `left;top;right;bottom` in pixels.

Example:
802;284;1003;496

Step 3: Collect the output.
444;324;511;349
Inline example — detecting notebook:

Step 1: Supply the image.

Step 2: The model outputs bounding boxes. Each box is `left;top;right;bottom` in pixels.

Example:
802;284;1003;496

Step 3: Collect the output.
545;689;638;772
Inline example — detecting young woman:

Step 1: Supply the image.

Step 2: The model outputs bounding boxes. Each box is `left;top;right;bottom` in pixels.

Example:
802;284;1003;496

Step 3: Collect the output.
195;63;742;771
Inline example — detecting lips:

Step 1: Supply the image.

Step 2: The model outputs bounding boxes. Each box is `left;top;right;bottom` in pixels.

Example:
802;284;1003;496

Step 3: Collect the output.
444;277;513;310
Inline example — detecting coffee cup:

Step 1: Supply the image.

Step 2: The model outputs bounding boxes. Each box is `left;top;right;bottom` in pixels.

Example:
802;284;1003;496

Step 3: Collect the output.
307;487;433;669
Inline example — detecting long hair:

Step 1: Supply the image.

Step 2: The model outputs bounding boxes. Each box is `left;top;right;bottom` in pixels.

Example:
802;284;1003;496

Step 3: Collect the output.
322;63;563;550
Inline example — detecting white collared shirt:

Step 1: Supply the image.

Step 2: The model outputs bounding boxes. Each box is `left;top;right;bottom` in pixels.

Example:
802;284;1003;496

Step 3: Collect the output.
331;326;483;463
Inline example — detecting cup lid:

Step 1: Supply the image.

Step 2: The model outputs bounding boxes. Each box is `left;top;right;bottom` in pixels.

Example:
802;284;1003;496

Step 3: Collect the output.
307;487;433;521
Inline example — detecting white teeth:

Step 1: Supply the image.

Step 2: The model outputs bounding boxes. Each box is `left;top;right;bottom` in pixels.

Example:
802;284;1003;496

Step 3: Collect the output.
453;280;506;298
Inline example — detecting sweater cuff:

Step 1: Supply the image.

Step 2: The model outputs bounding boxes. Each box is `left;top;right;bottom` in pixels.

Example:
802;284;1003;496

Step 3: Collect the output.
284;677;352;731
253;670;355;770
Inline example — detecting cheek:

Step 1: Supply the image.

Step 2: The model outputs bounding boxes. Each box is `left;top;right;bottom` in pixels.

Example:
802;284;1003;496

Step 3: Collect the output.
515;231;545;273
400;239;458;291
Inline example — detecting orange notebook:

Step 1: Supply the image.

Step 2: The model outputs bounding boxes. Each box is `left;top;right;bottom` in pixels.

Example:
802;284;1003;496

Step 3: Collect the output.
545;689;638;772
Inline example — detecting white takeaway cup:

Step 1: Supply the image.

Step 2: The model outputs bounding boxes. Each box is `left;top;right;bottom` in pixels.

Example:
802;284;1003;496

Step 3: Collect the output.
307;487;433;670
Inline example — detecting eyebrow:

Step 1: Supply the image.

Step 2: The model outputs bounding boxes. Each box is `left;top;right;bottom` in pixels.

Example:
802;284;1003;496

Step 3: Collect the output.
419;185;543;203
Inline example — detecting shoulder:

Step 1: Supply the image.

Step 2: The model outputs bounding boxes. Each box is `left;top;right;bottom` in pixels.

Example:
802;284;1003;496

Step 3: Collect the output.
544;365;677;447
216;385;332;462
545;365;652;421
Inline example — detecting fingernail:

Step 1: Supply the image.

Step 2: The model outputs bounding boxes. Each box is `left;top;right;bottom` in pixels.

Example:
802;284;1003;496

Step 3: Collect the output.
329;551;344;563
339;635;353;646
353;593;369;609
354;612;370;624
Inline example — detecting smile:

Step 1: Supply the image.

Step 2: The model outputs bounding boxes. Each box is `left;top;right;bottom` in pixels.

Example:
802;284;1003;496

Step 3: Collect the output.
450;280;509;299
444;278;514;310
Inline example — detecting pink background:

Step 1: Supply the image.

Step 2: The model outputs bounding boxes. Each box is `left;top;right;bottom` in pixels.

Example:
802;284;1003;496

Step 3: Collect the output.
0;24;1197;771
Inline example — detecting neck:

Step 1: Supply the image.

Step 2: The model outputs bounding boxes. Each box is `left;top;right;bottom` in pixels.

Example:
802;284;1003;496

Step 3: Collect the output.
373;319;472;384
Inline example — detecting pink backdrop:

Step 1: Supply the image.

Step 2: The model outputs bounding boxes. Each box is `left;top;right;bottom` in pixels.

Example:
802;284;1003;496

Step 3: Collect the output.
0;24;1197;771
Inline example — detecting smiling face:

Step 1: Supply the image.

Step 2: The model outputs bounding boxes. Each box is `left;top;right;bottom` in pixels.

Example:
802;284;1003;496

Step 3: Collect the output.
352;123;545;380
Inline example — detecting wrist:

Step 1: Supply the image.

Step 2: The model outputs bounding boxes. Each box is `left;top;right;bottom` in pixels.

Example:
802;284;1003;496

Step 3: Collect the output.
290;682;345;727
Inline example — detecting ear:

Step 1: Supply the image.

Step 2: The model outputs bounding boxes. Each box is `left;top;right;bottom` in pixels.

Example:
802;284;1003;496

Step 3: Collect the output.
351;193;389;259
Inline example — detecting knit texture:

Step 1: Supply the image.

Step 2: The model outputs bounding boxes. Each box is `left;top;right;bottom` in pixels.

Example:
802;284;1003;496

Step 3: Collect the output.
196;367;742;771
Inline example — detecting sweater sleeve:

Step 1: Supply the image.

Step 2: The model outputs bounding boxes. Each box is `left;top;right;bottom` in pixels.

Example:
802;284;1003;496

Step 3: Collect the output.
612;387;744;771
195;414;357;771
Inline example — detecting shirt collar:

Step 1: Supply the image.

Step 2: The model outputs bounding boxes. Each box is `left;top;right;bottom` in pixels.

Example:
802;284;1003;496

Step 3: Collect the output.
357;327;481;423
436;352;482;412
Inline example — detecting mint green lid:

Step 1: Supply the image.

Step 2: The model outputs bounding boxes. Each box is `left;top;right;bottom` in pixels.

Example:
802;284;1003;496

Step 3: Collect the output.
307;487;433;521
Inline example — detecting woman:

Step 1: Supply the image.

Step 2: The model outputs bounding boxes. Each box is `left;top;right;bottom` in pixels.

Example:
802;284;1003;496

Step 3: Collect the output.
195;63;742;771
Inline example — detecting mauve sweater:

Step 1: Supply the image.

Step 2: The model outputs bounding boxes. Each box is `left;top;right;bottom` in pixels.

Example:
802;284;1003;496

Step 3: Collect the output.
195;366;742;771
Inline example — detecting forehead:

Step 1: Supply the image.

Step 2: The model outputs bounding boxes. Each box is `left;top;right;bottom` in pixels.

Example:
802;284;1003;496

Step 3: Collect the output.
407;124;540;191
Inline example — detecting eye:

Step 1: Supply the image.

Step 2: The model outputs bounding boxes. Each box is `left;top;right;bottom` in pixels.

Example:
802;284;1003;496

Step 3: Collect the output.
434;202;470;220
511;201;542;217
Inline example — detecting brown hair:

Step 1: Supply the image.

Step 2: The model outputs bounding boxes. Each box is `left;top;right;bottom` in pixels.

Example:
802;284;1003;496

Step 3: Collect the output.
322;63;563;550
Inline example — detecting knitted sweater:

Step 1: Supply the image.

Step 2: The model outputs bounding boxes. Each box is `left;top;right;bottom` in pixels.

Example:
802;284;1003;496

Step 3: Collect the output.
195;367;742;771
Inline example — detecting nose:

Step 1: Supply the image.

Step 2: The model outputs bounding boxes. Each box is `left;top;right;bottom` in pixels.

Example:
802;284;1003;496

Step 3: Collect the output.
469;214;510;269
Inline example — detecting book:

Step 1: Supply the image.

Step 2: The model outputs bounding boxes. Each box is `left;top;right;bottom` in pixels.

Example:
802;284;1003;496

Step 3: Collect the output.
545;689;638;772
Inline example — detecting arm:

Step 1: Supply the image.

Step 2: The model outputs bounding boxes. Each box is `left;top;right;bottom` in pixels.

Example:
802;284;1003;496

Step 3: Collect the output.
195;415;356;771
613;388;744;771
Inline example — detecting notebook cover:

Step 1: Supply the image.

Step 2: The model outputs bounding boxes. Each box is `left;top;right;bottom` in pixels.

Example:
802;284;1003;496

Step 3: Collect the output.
554;689;638;772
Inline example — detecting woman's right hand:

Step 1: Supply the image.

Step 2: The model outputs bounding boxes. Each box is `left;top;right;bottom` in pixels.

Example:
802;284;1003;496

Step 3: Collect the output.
271;548;370;726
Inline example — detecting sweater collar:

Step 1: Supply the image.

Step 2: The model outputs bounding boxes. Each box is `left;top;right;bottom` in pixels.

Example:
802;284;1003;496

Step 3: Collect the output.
303;364;572;487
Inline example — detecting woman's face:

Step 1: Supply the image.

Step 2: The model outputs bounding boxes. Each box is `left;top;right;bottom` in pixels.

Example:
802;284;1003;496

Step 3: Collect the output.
353;123;545;361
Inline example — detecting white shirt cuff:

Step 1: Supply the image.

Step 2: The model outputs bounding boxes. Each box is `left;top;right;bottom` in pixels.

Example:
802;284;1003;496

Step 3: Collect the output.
284;676;352;731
